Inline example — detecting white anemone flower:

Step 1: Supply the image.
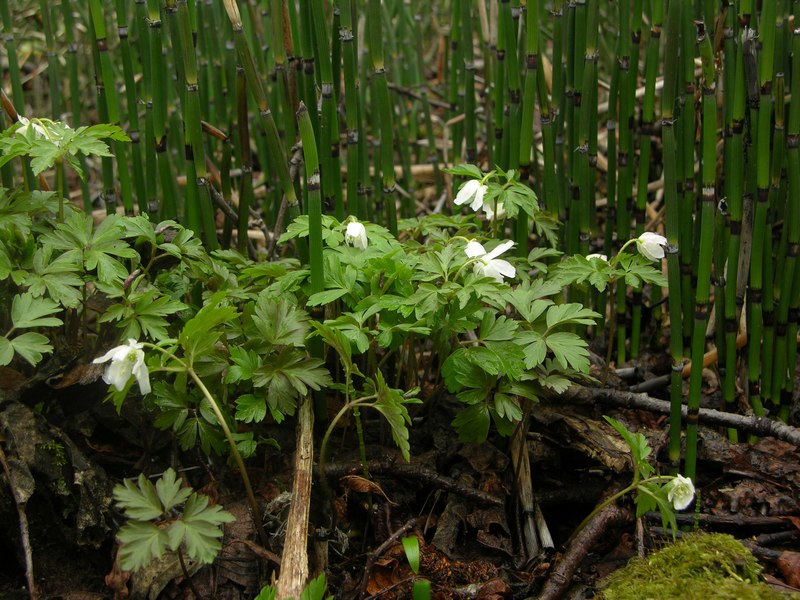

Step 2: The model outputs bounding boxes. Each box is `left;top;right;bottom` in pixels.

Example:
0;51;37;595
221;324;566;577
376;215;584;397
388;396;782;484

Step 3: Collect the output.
465;239;516;284
17;116;47;138
586;253;608;262
667;474;695;511
345;220;368;250
454;179;487;212
636;232;668;261
93;339;151;394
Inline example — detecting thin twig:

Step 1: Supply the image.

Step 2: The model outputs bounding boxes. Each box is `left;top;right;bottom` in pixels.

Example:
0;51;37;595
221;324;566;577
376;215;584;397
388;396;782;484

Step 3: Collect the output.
359;517;420;598
177;547;201;599
561;386;800;446
0;442;37;600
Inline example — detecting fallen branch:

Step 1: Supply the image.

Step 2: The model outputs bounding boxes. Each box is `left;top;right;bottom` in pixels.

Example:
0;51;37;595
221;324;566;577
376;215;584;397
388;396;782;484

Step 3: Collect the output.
322;460;504;507
562;386;800;446
534;504;633;600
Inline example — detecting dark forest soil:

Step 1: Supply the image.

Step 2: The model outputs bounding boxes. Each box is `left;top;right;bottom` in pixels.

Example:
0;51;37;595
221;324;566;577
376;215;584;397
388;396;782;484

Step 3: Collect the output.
1;353;800;600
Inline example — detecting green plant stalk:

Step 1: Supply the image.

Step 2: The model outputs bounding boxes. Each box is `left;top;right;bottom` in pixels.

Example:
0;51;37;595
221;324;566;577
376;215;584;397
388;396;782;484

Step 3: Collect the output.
150;344;268;547
462;0;477;165
747;0;776;421
614;0;633;363
564;0;578;254
686;21;717;479
310;0;343;221
235;67;254;255
61;0;92;211
494;0;507;164
270;0;296;154
367;0;397;234
500;0;523;250
89;0;133;214
223;0;301;247
519;1;537;183
40;0;61;120
338;0;362;217
87;9;119;216
678;4;697;349
0;2;32;192
659;0;685;474
722;11;747;441
576;0;599;258
762;73;785;407
175;0;218;249
771;28;800;408
448;0;464;166
631;0;663;360
145;0;177;219
114;0;149;216
297;102;323;301
551;0;566;218
412;0;442;200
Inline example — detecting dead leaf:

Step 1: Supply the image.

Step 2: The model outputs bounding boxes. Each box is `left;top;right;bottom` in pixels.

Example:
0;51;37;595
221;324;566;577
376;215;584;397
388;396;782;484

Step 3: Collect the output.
778;551;800;587
340;475;397;505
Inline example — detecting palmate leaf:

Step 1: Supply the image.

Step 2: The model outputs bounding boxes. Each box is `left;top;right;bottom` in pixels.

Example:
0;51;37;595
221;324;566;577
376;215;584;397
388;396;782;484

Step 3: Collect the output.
167;493;235;564
113;474;164;521
478;313;518;341
545;303;599;329
545;331;591;372
235;393;267;423
252;348;332;421
179;292;238;359
8;332;54;366
252;294;310;347
117;521;169;572
25;246;83;308
155;468;193;513
11;292;63;329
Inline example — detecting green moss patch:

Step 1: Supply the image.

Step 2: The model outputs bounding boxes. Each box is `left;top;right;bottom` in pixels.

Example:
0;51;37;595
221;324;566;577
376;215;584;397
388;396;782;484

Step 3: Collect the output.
599;533;794;600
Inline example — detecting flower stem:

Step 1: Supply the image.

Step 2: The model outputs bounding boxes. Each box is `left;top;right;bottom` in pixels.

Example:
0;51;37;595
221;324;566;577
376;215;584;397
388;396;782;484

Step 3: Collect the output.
187;368;268;547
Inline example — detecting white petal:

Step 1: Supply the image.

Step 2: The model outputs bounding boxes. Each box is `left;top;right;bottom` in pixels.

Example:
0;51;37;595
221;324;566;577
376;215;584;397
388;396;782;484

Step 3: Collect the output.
465;240;486;258
586;253;608;262
93;347;119;364
132;358;151;395
103;360;133;392
345;221;368;250
484;239;515;260
487;258;515;278
454;179;481;206
469;184;487;211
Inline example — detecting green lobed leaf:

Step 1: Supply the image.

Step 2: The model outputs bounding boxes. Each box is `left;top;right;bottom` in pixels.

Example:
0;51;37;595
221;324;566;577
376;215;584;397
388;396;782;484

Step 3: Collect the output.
116;521;169;572
545;331;591;372
155;468;193;513
176;492;235;564
9;332;54;366
11;292;63;328
113;474;165;521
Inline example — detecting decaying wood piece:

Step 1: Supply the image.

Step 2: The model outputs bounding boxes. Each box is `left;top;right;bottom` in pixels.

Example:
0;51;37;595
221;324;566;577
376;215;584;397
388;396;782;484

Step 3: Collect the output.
275;397;314;599
562;386;800;446
532;405;632;472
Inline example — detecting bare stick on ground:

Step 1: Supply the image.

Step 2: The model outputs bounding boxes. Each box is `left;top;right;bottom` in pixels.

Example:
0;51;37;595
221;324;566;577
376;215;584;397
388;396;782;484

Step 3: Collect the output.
275;397;314;599
0;442;37;600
